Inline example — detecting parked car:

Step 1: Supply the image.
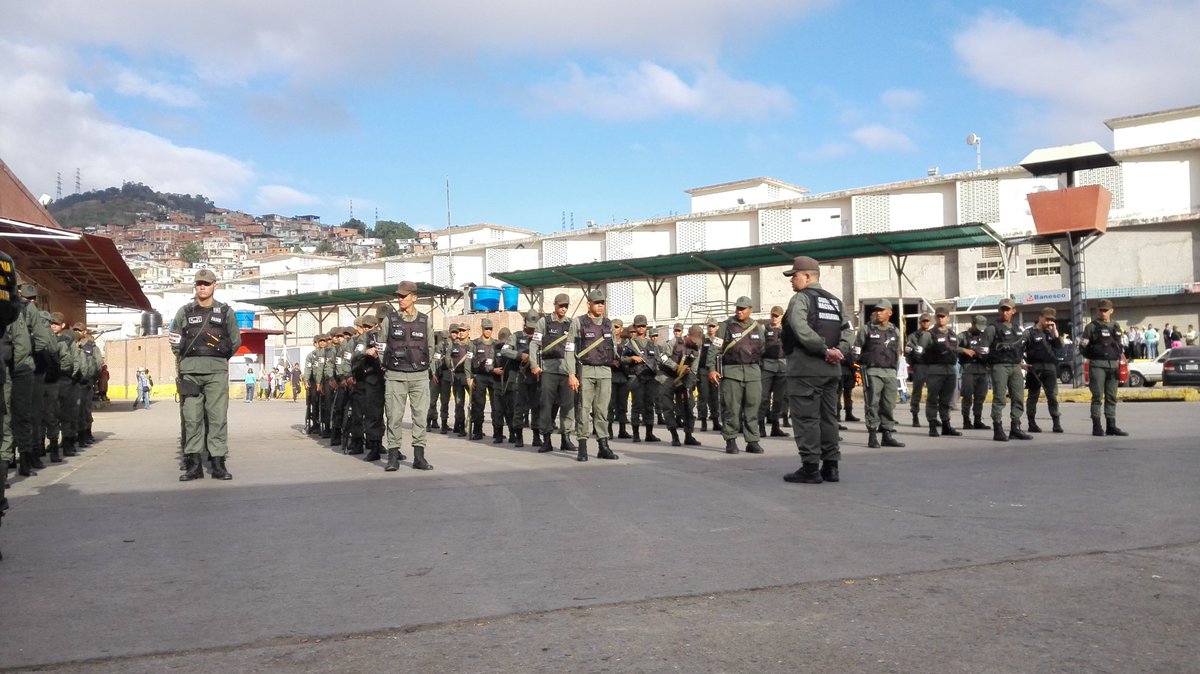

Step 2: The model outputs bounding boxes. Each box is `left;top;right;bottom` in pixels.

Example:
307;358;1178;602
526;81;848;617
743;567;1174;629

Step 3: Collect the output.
1056;345;1075;384
1161;346;1200;386
1126;349;1172;387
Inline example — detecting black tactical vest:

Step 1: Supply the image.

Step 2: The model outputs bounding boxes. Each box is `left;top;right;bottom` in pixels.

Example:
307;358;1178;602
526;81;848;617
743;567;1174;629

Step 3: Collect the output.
721;320;763;366
449;341;470;372
763;325;785;359
1084;322;1122;360
541;316;570;360
516;332;533;356
472;338;498;374
698;337;713;370
959;330;986;365
989;321;1024;364
577;315;614;366
860;324;898;368
180;301;234;359
1024;329;1056;363
382;311;430;372
924;327;959;365
783;288;843;354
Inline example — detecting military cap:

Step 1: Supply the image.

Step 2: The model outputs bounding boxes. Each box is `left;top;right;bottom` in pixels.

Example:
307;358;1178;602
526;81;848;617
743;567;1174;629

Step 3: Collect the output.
524;310;540;328
71;322;85;332
360;315;379;328
449;322;463;332
770;305;784;316
313;334;324;343
706;318;718;327
648;327;659;337
934;306;949;317
873;299;893;312
1041;307;1057;319
341;326;355;336
998;297;1016;309
588;288;607;302
480;318;493;329
49;311;65;324
611;319;623;329
919;312;933;321
633;314;648;327
687;325;704;339
554;292;570;306
39;310;51;321
735;296;753;309
316;332;328;341
395;280;418;296
1097;299;1113;310
673;322;684;331
194;268;217;284
782;256;820;277
973;315;988;329
18;284;37;298
497;327;511;340
436;330;448;339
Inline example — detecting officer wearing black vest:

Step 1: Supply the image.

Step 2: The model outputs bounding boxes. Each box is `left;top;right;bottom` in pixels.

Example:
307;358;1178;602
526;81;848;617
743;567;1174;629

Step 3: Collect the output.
1023;307;1064;433
958;315;991;430
905;313;932;427
656;324;703;447
916;306;964;437
608;319;632;440
530;294;577;453
1079;299;1128;437
377;280;434;471
983;298;1032;442
706;297;766;454
170;268;241;481
303;334;324;434
621;315;661;443
350;315;386;461
446;324;471;437
759;306;789;438
780;256;855;484
500;311;541;448
696;320;721;432
569;289;618;461
853;299;905;449
467;318;504;443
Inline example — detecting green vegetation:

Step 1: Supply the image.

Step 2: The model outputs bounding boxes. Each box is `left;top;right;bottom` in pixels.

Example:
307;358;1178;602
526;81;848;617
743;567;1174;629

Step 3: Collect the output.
179;241;204;264
48;182;214;229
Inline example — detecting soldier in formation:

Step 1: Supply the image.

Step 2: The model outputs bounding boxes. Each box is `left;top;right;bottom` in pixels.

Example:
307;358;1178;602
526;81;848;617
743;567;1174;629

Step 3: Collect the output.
707;297;765;454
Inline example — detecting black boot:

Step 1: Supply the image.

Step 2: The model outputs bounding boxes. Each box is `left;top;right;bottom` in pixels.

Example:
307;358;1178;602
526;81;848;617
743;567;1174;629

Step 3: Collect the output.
29;452;46;470
881;430;906;447
644;425;661;443
385;447;401;472
993;423;1009;442
178;454;203;481
539;432;554;453
963;414;972;431
456;422;467;438
929;421;940;437
1092;418;1104;437
758;420;767;438
684;432;701;446
597;439;619;460
780;417;789;428
700;420;708;432
618;423;632;439
844;412;860;422
412;446;433;470
745;441;764;454
576;438;589;462
77;431;91;447
724;437;740;454
470;422;483;441
440;419;449;435
819;460;840;483
867;430;880;448
18;453;37;477
345;437;365;455
62;439;77;457
1052;417;1064;433
670;429;681;447
784;463;822;484
507;430;517;444
632;426;642;443
560;434;577;453
1105;419;1129;437
429;418;439;429
770;422;788;438
1009;422;1032;441
713;418;723;432
48;438;62;463
210;456;233;480
493;426;505;444
941;420;962;437
364;441;382;462
911;412;920;428
514;429;525;448
973;415;988;430
1027;417;1042;433
320;425;331;439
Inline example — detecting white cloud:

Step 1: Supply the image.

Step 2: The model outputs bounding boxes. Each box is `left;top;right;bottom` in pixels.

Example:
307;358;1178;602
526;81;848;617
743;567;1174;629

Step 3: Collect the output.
112;70;201;108
954;2;1200;140
881;88;923;111
253;185;320;213
530;62;793;121
851;125;915;152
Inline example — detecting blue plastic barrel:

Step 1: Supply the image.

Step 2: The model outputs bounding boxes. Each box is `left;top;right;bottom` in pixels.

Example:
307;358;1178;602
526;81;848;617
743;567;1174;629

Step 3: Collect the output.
235;310;255;329
472;287;501;312
501;285;519;311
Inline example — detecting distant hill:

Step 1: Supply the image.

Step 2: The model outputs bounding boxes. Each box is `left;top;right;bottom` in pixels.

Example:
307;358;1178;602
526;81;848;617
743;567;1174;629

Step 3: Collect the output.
47;182;214;229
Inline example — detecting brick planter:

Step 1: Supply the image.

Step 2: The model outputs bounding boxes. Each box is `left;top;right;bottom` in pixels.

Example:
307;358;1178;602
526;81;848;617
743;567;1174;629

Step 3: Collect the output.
1026;185;1111;235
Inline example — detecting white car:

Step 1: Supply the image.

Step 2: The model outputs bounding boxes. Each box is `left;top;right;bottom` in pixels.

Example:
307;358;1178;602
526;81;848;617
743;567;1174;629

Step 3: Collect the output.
1127;349;1172;387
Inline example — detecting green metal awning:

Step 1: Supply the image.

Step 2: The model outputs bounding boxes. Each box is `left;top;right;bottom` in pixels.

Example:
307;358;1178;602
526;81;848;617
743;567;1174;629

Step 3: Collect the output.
238;281;460;311
491;224;999;289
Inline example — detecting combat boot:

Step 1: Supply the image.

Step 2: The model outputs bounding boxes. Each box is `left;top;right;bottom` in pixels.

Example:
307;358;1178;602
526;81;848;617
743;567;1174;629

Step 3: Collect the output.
783;463;822;484
514;430;525;448
48;438;62;463
507;430;518;444
644;425;661;443
29;452;46;470
941;420;962;437
758;420;767;438
867;430;880;448
576;438;589;462
713;418;723;432
384;447;401;471
597;439;619;460
1092;418;1104;437
77;430;91;447
700;419;708;432
455;422;467;438
412;446;433;470
912;412;920;427
993;423;1009;442
18;453;37;477
85;428;96;444
560;434;577;453
844;411;860;422
320;424;331;439
539;432;554;453
973;415;988;430
684;432;701;446
724;437;740;454
745;441;764;454
364;441;382;462
929;421;940;438
1052;417;1064;434
178;454;203;481
881;430;906;447
819;460;840;483
429;418;439;430
440;419;449;435
346;437;365;455
632;426;642;443
210;456;233;480
963;413;972;430
492;426;505;444
618;423;632;439
669;428;681;447
1027;417;1042;433
770;422;788;438
329;430;342;447
1009;422;1032;441
470;423;483;441
1105;419;1129;437
531;430;542;446
781;417;790;428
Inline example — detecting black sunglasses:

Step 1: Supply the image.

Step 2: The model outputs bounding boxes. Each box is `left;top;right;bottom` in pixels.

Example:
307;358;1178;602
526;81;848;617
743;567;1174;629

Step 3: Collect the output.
195;281;214;287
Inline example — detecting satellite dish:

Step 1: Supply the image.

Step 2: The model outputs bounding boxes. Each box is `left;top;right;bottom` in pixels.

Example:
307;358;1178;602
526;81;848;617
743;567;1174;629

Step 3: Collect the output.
966;133;981;146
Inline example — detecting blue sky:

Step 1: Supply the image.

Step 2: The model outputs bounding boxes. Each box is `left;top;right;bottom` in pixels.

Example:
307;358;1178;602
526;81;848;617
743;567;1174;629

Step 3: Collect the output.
2;1;1197;234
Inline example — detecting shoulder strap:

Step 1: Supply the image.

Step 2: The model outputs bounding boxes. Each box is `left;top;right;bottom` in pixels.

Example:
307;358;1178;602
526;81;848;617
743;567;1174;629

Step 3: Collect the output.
721;320;758;354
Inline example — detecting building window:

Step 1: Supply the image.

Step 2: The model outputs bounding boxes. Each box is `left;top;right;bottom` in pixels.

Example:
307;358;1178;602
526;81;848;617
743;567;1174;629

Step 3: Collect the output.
1025;255;1062;277
976;260;1003;281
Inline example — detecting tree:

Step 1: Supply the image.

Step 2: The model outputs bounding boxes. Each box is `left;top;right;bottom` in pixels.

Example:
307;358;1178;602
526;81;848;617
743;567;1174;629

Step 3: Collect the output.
372;219;416;241
180;241;204;264
382;239;401;257
315;240;335;254
342;218;367;236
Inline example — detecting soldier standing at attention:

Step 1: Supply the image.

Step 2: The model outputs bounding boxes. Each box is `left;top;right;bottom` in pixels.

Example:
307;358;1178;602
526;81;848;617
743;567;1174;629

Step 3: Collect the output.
427;329;447;432
530;294;576;453
303;334;324;435
317;330;335;438
495;327;517;442
568;289;618;461
377;280;434;471
170;269;241;481
75;326;103;447
1079;299;1128;437
351;316;387;462
19;287;55;465
329;327;354;448
3;289;39;476
853;300;906;450
759;306;789;438
1023;307;1064;434
905;312;932;427
780;256;855;484
983;298;1032;442
432;328;452;435
706;297;766;454
46;313;76;461
509;311;541;448
608;319;632;440
446;324;471;437
655;324;703;447
958;316;991;430
621;315;660;443
696;320;721;432
467;318;503;443
916;307;964;438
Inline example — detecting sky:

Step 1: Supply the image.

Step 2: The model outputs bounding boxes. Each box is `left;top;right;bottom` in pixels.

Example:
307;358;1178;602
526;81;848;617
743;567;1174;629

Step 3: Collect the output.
2;0;1198;234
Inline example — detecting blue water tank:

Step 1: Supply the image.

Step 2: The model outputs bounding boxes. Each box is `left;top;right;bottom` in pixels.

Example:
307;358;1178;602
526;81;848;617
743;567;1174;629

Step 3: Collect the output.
235;310;255;329
472;287;501;312
501;285;519;311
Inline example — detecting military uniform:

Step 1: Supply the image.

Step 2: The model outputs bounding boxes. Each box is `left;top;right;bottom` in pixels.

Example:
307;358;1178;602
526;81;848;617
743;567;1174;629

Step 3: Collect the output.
1023;308;1064;433
169;269;241;481
0;252;18;555
655;326;703;446
468;320;504;443
350;317;386;460
905;316;931;426
530;295;577;453
303;335;324;434
620;316;659;443
317;335;335;437
1080;299;1127;437
445;328;471;436
958;317;991;430
20;289;56;463
915;310;963;437
431;330;452;433
427;330;448;431
379;280;435;471
853;302;905;449
982;299;1031;441
695;323;721;431
608;320;631;439
569;289;618;461
759;309;789;438
329;327;354;447
45;313;76;461
705;298;765;453
75;329;102;445
501;313;541;448
2;299;37;475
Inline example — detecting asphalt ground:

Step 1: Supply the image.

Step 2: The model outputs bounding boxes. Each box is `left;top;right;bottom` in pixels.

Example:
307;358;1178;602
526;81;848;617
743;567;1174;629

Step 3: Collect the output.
1;394;1197;673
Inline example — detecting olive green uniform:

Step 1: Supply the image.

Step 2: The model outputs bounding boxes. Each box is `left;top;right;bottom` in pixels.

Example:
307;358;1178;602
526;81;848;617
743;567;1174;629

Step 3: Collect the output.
915;326;963;429
379;311;435;452
569;315;617;442
784;282;855;466
530;315;576;447
170;300;241;458
1080;319;1123;423
705;317;766;444
982;319;1026;427
853;320;901;433
1;307;33;466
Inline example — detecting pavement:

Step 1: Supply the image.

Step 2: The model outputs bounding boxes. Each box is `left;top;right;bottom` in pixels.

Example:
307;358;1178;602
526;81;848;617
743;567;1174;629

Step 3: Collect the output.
1;395;1198;673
